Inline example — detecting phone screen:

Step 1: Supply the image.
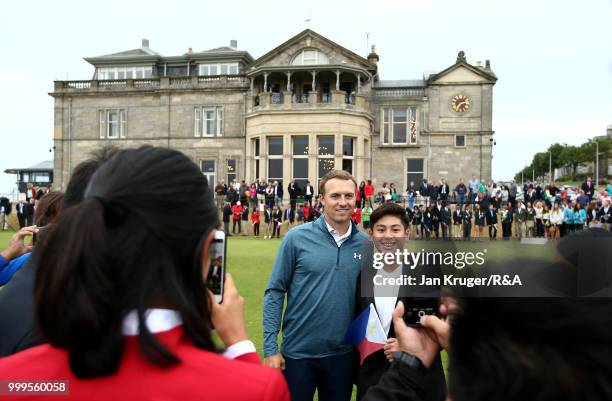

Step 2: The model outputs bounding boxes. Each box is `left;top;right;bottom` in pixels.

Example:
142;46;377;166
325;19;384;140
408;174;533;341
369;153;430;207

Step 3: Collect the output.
206;230;226;303
403;298;440;326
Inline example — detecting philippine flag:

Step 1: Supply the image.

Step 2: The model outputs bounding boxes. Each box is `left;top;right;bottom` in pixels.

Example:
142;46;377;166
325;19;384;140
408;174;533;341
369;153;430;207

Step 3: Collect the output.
344;303;387;365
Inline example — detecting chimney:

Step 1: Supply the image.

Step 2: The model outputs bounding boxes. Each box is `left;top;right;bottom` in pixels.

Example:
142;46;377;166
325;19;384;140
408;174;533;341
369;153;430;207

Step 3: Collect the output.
367;44;379;67
476;60;482;67
485;59;491;69
230;39;238;49
142;39;149;48
187;47;193;54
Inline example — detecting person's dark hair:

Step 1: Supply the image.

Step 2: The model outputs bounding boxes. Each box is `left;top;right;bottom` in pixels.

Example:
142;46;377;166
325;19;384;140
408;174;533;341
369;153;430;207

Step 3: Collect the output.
370;202;410;229
63;145;120;207
449;298;612;401
34;146;219;378
34;191;64;227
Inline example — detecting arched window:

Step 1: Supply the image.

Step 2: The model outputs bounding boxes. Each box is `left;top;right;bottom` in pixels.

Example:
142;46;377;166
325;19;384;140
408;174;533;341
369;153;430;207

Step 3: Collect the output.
291;49;329;65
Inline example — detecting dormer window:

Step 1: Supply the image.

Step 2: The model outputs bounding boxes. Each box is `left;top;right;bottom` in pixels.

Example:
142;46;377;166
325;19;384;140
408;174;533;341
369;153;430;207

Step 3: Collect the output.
291;49;329;65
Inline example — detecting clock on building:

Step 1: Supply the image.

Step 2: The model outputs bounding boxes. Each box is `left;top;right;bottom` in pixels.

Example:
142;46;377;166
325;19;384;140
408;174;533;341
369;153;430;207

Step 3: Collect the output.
451;94;470;113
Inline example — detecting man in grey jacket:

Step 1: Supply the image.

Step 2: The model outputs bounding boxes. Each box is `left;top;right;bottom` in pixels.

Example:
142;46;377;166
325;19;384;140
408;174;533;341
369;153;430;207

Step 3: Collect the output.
263;170;368;401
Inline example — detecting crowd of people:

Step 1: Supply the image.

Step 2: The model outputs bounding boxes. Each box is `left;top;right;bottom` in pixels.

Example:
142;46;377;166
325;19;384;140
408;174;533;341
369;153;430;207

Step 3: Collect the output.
215;175;612;241
0;152;610;401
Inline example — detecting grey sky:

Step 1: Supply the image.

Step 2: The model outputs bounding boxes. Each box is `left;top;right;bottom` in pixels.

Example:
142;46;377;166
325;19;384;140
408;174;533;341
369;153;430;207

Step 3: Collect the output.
1;0;610;194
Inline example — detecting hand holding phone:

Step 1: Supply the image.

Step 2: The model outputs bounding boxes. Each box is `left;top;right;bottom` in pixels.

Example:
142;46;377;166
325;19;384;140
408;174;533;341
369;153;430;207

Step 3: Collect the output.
208;273;248;347
205;230;227;303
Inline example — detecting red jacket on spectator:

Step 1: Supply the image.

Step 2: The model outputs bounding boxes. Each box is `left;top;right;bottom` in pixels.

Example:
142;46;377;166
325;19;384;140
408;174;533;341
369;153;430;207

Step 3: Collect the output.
302;205;310;221
365;184;374;197
252;210;261;224
231;204;244;221
0;325;289;401
352;207;361;224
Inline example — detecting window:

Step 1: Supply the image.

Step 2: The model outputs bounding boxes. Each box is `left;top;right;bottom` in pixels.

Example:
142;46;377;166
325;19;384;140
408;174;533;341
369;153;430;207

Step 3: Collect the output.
342;137;354;174
455;135;466;147
198;63;240;76
268;137;283;185
194;106;223;137
382;107;418;145
99;109;127;139
318;136;335;181
201;160;216;188
268;137;283;156
227;159;237;183
291;49;329;65
31;172;50;183
292;136;309;189
252;138;261;180
406;159;424;187
97;66;153;80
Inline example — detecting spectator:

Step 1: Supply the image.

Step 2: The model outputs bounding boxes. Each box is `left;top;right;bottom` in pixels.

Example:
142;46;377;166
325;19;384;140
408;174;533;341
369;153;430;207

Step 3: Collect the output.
232;201;244;234
486;203;498;240
272;205;282;238
501;203;513;240
0;191;63;286
222;202;232;237
16;200;26;228
419;179;430;206
454;178;468;207
304;181;315;207
362;295;612;401
365;180;375;208
534;201;545;237
359;181;367;208
468;175;479;204
581;176;595;201
251;208;261;237
0;146;289;400
461;204;473;240
24;198;35;226
241;204;250;236
215;180;227;209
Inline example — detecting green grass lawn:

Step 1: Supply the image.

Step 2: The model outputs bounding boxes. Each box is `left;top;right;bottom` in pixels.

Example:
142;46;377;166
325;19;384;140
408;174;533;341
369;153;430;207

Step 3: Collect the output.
1;228;557;400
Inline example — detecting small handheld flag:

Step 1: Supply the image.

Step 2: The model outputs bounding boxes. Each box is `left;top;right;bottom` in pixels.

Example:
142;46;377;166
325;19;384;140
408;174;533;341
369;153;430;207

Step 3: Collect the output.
344;303;387;365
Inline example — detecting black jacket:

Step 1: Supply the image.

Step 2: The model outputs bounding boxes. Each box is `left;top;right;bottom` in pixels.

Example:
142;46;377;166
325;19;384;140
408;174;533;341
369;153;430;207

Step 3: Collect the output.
355;257;446;401
485;209;498;225
362;357;426;401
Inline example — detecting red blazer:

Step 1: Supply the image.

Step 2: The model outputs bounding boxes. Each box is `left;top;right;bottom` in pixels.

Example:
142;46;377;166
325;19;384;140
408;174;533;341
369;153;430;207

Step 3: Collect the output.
0;326;289;401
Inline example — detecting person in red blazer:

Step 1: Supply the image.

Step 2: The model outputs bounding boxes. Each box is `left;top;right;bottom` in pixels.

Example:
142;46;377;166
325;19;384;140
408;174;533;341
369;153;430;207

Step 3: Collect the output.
0;146;289;401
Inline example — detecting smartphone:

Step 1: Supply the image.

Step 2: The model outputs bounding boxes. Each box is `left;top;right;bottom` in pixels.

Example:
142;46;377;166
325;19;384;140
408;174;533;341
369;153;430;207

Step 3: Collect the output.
205;230;227;303
403;298;440;326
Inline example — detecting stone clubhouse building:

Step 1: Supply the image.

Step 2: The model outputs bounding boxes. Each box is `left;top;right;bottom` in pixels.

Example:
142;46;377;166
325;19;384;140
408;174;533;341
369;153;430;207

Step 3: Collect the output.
50;29;497;197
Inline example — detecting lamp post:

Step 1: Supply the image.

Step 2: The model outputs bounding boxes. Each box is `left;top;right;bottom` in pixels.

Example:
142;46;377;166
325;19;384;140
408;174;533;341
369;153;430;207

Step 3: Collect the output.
548;151;552;183
589;140;599;190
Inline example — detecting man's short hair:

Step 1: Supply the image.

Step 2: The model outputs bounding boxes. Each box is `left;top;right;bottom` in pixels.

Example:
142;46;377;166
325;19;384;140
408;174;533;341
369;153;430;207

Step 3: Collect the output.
369;202;410;229
319;170;357;196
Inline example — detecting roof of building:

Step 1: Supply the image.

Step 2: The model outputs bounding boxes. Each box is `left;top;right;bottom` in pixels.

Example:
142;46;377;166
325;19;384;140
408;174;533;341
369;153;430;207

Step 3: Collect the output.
98;47;162;58
4;160;53;174
374;79;425;88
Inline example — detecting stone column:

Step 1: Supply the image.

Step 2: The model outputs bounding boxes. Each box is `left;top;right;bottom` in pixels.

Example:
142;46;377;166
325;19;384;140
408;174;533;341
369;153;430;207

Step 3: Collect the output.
311;71;317;91
259;92;271;108
286;71;292;92
308;91;318;105
283;91;292;106
263;72;268;92
250;77;254;92
309;134;317;186
356;73;361;94
331;89;345;105
335;70;340;90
